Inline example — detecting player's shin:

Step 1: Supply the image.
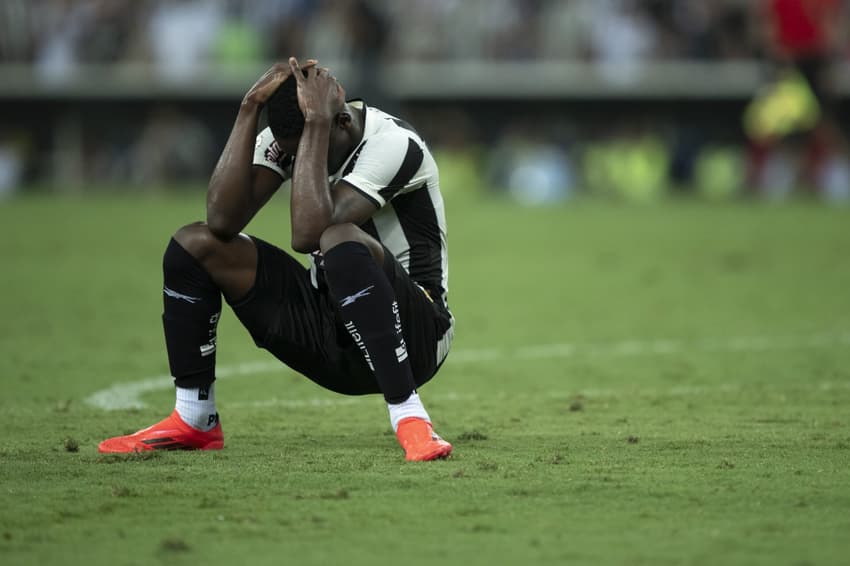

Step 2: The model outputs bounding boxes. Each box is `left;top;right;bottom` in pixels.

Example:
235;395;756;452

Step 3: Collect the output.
323;241;417;403
162;238;221;431
324;241;450;460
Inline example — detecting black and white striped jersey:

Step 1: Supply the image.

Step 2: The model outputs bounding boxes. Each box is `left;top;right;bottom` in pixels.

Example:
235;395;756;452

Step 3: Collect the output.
253;101;450;306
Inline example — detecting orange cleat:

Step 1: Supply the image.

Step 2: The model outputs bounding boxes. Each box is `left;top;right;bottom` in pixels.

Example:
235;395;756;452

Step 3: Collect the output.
395;417;452;461
98;410;223;453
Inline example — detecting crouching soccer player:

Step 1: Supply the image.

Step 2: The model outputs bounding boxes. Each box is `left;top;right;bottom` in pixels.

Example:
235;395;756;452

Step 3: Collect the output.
99;58;454;461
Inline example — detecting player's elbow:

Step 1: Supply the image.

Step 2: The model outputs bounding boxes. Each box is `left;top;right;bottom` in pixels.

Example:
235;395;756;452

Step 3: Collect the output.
290;232;319;254
290;222;323;253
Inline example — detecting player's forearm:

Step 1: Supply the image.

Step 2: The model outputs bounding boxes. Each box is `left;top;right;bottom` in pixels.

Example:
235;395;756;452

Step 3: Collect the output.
206;101;262;240
290;118;334;253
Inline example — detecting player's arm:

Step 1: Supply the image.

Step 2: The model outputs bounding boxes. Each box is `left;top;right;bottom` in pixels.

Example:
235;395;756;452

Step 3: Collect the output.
287;57;377;253
206;101;277;241
206;61;316;241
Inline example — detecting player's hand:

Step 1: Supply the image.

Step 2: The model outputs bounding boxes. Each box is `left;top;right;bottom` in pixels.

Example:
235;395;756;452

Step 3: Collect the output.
288;57;346;123
243;59;318;107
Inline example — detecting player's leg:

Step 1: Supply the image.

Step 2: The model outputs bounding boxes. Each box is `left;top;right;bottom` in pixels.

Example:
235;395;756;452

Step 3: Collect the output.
98;223;258;453
320;223;453;461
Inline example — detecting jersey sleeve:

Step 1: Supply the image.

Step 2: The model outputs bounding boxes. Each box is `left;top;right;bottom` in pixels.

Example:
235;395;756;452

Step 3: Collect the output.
339;132;427;208
252;127;293;180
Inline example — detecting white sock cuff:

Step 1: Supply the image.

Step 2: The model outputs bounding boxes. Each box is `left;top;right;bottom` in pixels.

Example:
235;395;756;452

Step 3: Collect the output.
175;383;215;404
387;391;431;433
175;383;218;432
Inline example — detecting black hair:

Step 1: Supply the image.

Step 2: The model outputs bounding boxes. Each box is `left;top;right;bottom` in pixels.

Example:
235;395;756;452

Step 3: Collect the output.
267;74;304;141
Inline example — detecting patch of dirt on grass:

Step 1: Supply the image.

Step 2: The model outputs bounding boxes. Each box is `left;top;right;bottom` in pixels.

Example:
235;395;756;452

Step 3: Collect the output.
458;430;488;441
568;395;586;412
159;537;189;553
320;489;349;500
95;451;161;464
111;486;133;497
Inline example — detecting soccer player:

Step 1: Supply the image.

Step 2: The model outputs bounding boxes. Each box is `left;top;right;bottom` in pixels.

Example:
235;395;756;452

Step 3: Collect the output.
98;58;454;461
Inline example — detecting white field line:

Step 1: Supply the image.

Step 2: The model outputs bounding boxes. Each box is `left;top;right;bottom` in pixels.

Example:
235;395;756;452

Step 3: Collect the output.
226;391;478;410
83;331;850;411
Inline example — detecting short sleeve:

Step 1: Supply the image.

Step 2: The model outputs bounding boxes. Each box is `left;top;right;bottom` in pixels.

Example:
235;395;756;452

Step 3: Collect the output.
253;127;293;180
339;132;426;208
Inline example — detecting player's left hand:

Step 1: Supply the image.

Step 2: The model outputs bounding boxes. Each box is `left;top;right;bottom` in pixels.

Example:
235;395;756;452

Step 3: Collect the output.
288;57;346;123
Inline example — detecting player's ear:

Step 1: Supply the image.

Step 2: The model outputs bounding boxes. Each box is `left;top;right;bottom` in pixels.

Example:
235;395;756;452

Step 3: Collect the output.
335;111;352;130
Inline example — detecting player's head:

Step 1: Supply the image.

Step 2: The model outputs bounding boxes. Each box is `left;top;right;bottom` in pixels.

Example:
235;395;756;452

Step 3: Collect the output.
267;75;305;144
267;72;362;173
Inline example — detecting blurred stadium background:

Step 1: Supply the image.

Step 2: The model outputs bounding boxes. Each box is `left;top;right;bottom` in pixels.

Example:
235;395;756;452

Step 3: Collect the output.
1;0;848;203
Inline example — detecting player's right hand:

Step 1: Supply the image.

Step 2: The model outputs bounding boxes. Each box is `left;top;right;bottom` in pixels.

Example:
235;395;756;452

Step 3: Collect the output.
243;59;318;107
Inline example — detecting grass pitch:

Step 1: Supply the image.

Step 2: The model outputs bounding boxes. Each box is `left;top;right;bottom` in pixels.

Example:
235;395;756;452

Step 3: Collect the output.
1;190;849;565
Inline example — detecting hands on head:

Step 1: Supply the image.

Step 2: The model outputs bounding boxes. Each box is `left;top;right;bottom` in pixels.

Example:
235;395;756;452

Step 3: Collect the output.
287;56;346;123
243;57;345;124
243;58;318;107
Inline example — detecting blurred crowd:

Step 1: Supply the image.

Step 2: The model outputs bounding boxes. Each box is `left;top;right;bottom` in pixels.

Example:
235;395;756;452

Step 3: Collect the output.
0;0;848;202
0;0;778;69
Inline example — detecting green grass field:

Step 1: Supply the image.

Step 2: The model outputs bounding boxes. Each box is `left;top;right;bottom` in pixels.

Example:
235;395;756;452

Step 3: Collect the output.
1;190;849;565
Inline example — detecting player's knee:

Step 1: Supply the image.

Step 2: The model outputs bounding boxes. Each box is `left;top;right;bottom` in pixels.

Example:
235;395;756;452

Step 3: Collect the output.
206;210;244;243
320;224;383;263
172;222;223;262
319;223;358;253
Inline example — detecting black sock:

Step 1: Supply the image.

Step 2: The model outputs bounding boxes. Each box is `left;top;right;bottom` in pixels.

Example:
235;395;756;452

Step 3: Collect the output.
323;241;415;403
161;238;221;389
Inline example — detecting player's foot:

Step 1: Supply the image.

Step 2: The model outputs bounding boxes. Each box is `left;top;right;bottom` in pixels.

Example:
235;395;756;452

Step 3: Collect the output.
395;417;452;461
98;410;223;453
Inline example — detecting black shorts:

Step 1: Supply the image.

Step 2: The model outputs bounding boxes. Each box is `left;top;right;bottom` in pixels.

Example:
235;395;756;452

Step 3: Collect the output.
229;237;453;396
